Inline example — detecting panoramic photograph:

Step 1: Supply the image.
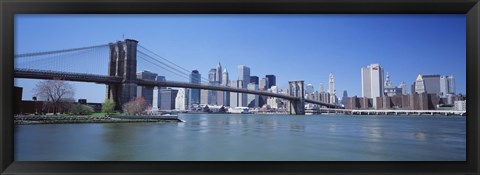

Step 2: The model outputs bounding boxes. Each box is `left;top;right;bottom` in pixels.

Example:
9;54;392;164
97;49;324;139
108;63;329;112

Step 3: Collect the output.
13;14;466;161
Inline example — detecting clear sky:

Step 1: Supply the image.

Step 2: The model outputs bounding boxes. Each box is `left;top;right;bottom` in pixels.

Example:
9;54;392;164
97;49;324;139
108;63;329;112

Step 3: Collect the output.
14;14;466;103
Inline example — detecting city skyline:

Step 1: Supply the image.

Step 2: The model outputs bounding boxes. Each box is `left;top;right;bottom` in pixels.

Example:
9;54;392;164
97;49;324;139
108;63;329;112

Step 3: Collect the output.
15;14;466;103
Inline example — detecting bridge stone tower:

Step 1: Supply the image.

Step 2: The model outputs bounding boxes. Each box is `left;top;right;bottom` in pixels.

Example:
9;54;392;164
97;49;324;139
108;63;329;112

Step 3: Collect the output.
106;39;138;110
288;81;305;115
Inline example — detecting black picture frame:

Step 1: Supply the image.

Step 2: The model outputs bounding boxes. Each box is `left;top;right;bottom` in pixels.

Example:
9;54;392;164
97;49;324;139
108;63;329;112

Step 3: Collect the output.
1;0;479;174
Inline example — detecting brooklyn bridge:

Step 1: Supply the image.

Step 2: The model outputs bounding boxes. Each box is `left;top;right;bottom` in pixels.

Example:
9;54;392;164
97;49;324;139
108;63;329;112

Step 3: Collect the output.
14;39;344;115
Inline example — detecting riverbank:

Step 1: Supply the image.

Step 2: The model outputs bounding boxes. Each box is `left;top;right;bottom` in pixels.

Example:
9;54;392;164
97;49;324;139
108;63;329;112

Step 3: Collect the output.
14;115;183;125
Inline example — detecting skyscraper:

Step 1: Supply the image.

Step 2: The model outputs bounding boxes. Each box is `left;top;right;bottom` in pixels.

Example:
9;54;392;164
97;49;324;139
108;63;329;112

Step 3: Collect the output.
440;75;455;97
422;74;441;95
216;62;222;84
414;74;426;94
238;65;250;106
319;83;324;93
265;74;276;88
230;80;244;107
361;64;384;109
160;88;178;110
136;70;158;107
238;65;250;88
189;70;201;105
222;68;230;106
208;68;217;83
250;76;259;85
222;68;229;86
175;88;189;110
447;75;455;94
259;77;269;90
328;73;337;104
247;83;259;108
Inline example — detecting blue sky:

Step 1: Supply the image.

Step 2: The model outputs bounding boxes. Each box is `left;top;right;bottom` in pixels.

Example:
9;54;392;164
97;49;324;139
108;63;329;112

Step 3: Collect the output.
14;14;466;103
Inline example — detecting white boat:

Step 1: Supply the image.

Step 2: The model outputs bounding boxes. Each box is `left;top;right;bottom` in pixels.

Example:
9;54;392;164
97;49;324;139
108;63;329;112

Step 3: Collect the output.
228;107;251;114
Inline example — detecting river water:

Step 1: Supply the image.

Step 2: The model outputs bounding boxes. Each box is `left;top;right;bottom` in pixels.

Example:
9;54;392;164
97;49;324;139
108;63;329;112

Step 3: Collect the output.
14;114;466;161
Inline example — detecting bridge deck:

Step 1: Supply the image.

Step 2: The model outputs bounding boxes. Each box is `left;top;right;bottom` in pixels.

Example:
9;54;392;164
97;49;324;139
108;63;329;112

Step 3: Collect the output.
14;69;343;108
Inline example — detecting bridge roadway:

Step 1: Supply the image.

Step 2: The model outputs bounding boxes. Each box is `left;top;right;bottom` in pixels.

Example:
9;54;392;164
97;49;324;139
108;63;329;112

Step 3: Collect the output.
14;69;341;108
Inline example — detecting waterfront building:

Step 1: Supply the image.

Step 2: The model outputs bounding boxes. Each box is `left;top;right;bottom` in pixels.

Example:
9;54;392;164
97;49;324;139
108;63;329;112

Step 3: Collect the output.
189;70;201;105
414;74;426;94
175;88;189;111
265;74;276;88
361;64;384;109
160;88;178;110
136;70;158;107
247;83;259;108
319;83;324;93
250;76;259;85
454;100;466;111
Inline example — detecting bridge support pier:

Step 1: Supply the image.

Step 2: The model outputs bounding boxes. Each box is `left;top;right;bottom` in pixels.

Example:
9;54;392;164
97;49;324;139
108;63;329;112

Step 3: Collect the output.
287;81;305;115
106;39;139;110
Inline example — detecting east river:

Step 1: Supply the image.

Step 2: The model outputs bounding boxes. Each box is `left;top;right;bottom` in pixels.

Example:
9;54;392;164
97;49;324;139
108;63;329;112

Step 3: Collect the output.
14;114;466;161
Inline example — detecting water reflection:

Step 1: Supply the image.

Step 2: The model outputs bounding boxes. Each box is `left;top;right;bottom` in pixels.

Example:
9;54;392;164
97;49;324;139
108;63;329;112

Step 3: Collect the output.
414;132;428;141
15;114;466;161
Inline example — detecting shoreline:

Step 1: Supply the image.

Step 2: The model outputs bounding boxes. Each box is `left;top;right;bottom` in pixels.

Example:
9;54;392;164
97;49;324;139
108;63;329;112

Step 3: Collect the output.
14;115;183;125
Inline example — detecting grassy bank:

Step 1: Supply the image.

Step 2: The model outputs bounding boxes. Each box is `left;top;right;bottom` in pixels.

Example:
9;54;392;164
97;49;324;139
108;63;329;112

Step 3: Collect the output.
14;114;182;125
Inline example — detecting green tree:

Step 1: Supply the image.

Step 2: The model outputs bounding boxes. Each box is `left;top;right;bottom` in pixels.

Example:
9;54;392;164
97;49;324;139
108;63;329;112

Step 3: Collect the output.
71;104;94;115
102;99;115;115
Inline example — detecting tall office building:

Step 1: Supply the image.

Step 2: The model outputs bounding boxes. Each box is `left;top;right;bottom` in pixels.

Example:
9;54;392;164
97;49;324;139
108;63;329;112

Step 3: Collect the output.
222;68;230;106
414;74;426;94
222;68;229;86
136;70;158;107
230;80;244;107
341;90;348;106
189;70;201;105
247;83;259;108
238;65;251;88
447;75;455;94
259;77;269;90
422;75;441;95
265;74;276;88
319;83;324;93
175;88;189;110
160;88;178;110
208;68;217;83
361;64;384;109
200;89;209;105
440;75;455;97
238;65;250;107
216;62;222;84
328;73;337;104
250;76;259;85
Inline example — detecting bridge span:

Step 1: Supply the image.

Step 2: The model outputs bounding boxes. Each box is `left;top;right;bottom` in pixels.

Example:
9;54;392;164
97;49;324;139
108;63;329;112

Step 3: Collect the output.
14;39;343;114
